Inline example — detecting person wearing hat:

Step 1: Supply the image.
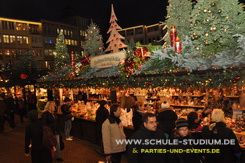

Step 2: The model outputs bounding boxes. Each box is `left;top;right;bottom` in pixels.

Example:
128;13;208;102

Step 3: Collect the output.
169;118;201;163
95;100;109;146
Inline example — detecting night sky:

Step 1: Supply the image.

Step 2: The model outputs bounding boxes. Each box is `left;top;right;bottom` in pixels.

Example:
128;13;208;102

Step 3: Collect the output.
0;0;167;37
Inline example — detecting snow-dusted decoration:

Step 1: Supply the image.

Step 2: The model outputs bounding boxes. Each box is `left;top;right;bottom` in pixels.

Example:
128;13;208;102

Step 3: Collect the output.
137;36;212;73
213;34;245;68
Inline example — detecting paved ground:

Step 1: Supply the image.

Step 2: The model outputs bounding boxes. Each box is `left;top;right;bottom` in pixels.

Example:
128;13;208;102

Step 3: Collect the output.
0;118;127;163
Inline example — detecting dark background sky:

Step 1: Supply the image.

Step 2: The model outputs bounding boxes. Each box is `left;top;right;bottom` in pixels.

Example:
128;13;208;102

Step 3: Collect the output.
0;0;167;38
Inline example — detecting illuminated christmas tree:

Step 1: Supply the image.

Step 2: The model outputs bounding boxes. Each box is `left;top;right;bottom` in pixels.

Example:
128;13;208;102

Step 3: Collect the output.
166;0;192;41
190;0;245;52
54;30;70;70
105;4;127;53
83;21;104;56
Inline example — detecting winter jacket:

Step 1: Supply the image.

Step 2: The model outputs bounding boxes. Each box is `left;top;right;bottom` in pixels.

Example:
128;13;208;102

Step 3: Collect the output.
0;100;6;116
127;125;168;163
42;111;59;135
102;115;126;155
96;106;109;142
3;97;15;115
61;104;72;121
202;122;241;163
132;110;144;132
157;109;177;136
169;133;201;163
96;106;109;129
25;120;43;153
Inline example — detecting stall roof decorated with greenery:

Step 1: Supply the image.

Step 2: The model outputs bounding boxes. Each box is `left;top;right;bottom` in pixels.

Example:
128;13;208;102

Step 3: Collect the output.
37;1;245;89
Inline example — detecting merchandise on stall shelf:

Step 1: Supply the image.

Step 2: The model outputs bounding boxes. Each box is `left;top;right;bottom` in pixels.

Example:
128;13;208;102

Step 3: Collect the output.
120;108;133;126
71;101;100;120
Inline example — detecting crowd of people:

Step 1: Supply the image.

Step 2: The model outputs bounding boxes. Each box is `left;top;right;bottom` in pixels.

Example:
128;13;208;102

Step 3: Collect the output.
0;90;243;163
97;100;242;163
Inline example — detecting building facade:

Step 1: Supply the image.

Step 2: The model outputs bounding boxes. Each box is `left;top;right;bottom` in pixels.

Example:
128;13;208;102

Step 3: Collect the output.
118;23;167;46
0;16;89;70
0;17;43;69
41;16;89;69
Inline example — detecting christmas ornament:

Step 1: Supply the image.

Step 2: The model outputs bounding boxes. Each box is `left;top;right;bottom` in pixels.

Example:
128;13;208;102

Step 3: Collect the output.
210;2;216;7
174;37;182;53
204;9;208;13
196;47;200;51
218;9;222;13
205;33;209;37
20;73;28;79
170;25;177;47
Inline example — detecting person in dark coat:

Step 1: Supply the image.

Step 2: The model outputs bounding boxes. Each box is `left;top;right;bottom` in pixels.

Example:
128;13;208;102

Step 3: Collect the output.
27;91;37;111
16;96;25;123
42;101;63;162
132;101;145;132
3;93;16;129
61;98;73;140
199;107;212;123
128;113;168;163
95;100;109;144
25;110;52;163
157;106;177;137
187;112;202;132
169;118;201;163
202;109;241;163
0;95;7;133
76;91;87;103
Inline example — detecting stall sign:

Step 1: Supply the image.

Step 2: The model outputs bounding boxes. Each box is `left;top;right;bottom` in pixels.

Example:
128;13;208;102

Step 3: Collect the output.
90;51;126;68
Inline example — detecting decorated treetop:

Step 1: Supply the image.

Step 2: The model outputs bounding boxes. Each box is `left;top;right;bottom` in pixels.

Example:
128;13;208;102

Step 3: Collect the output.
166;0;193;42
105;4;127;53
83;21;104;56
54;30;70;70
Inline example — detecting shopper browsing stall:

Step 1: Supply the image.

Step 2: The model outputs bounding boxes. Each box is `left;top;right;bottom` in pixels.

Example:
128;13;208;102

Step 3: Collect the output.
102;104;126;163
202;109;241;163
61;98;73;141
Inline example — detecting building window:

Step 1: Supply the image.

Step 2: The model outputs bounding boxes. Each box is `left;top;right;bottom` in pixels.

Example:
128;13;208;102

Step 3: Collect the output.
9;35;16;43
29;24;39;33
22;36;28;44
135;28;143;35
17;36;23;43
80;30;86;36
2;21;14;30
4;49;10;56
16;22;27;31
3;35;9;43
147;26;158;32
127;29;134;36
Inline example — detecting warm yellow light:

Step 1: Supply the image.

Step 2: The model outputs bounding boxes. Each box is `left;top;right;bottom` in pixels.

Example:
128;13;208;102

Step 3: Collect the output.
0;17;41;25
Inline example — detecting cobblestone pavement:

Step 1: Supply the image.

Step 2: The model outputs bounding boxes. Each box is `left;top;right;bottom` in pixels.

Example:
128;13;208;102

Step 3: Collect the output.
0;118;127;163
